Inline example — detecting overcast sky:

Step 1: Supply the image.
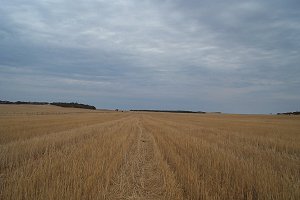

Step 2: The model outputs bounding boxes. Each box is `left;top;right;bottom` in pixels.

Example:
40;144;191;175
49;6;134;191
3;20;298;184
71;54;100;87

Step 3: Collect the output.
0;0;299;113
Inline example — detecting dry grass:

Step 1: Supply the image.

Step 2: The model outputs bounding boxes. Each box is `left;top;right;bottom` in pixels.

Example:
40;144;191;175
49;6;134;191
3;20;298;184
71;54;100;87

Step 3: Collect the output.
0;105;122;144
0;105;299;199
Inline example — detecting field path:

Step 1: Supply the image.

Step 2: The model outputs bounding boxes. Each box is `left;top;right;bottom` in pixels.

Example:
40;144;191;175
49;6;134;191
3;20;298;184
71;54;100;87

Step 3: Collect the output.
107;115;183;199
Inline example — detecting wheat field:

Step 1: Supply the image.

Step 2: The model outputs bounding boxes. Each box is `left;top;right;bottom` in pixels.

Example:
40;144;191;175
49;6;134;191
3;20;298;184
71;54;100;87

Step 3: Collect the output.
0;105;299;199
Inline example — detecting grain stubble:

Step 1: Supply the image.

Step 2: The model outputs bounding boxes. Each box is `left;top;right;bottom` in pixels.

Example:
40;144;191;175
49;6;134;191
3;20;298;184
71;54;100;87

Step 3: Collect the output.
0;105;299;199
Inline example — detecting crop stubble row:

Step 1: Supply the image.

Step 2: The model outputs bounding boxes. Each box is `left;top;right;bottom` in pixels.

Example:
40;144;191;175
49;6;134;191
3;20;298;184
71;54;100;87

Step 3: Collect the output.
0;109;299;199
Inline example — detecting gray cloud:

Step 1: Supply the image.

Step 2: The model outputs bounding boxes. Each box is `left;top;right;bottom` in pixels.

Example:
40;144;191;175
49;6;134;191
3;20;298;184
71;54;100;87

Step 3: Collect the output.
0;0;300;113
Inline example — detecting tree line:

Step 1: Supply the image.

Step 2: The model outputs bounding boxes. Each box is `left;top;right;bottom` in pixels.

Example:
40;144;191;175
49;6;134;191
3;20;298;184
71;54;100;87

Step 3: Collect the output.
0;100;96;110
130;109;206;114
277;111;300;115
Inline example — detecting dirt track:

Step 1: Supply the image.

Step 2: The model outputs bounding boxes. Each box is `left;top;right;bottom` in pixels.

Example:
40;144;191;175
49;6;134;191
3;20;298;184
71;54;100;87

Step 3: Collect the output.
107;116;183;199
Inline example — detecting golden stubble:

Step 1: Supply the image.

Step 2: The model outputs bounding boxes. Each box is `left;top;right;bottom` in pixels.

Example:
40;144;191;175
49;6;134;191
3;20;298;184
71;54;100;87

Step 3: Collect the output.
0;105;299;199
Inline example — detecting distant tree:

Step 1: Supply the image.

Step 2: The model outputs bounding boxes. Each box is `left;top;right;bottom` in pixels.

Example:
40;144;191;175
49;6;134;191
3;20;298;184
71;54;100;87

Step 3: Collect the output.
0;100;96;110
50;102;96;110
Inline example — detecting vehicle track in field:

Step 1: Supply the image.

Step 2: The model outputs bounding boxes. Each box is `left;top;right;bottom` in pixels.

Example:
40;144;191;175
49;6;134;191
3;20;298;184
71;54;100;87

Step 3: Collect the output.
107;116;183;199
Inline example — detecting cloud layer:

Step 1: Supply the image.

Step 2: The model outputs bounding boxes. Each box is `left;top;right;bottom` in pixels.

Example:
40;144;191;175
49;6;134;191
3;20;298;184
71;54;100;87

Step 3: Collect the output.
1;0;300;113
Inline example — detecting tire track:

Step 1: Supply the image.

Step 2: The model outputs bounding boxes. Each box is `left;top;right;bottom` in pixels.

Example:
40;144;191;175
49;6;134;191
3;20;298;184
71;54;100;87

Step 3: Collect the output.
107;116;183;199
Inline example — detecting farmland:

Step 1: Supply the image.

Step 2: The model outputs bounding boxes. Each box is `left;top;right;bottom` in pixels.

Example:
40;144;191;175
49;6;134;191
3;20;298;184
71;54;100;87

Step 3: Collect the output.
0;105;299;199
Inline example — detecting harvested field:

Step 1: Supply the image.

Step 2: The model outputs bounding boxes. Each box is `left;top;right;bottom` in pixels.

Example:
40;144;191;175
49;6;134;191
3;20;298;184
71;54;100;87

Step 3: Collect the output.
0;105;299;199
